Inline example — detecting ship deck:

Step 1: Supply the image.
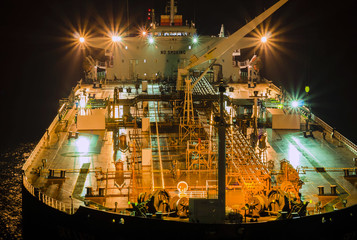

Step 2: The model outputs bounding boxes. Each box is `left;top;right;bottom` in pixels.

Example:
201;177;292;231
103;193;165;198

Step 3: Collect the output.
23;82;357;219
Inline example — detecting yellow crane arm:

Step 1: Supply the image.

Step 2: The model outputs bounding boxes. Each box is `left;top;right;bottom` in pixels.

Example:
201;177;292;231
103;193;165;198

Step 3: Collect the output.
177;0;288;89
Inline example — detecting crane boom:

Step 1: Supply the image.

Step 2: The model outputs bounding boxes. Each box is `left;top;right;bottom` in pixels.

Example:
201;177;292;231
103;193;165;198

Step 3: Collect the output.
177;0;288;89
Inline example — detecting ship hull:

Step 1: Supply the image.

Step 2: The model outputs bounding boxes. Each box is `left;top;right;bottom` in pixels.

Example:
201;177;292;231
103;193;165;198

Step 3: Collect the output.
22;184;357;240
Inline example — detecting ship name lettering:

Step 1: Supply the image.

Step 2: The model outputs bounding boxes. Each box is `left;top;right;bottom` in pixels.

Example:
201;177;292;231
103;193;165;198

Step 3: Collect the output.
161;50;186;55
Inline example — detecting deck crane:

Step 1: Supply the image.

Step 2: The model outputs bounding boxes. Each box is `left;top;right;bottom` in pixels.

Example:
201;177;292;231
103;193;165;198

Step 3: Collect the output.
176;0;288;91
178;0;288;133
178;0;288;222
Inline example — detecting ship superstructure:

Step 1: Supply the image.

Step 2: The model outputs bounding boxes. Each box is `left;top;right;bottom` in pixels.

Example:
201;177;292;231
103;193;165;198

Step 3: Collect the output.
83;1;261;84
22;1;357;239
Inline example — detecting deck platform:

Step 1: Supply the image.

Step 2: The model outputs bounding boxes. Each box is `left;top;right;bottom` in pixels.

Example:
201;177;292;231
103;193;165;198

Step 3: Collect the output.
23;82;357;216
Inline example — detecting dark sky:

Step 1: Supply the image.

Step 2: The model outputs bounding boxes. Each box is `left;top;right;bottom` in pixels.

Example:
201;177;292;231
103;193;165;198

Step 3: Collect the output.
1;0;356;148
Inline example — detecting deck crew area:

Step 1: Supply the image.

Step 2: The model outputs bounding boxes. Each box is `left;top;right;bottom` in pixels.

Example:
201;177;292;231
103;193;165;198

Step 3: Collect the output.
23;81;357;223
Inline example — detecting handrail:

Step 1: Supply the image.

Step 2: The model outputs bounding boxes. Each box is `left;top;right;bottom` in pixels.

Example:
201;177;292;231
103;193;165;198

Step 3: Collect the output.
269;82;357;156
300;106;357;155
23;175;68;213
22;83;81;172
22;82;83;215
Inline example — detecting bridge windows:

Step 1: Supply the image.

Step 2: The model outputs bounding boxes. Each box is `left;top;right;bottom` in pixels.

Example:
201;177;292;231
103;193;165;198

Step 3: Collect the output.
154;32;189;37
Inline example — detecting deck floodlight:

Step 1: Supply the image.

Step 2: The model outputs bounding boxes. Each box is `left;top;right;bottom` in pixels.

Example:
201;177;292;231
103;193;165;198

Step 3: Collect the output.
291;100;299;108
112;35;122;42
192;36;198;44
291;100;304;108
148;37;154;44
79;37;85;43
261;36;267;43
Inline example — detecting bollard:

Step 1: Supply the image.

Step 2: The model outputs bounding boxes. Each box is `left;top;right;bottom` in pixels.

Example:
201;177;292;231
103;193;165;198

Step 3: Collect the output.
155;211;163;219
330;185;337;195
49;169;54;178
343;169;349;177
99;187;105;196
86;187;93;196
280;211;288;220
318;186;324;195
60;170;66;178
42;159;47;168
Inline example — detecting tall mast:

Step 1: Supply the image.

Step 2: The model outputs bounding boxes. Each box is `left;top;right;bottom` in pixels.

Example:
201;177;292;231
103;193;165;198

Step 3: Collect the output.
170;0;175;26
218;82;226;222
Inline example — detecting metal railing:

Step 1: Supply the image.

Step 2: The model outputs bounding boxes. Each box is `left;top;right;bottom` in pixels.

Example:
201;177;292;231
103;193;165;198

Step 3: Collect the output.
269;81;357;156
186;190;207;199
23;175;68;213
22;82;81;172
22;114;58;172
22;82;83;215
300;106;357;155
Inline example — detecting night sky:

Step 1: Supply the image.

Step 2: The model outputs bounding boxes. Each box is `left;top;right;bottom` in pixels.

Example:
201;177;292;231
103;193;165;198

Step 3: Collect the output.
1;0;356;150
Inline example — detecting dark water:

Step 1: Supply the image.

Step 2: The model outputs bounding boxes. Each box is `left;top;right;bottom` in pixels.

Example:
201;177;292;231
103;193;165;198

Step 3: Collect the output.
0;143;35;240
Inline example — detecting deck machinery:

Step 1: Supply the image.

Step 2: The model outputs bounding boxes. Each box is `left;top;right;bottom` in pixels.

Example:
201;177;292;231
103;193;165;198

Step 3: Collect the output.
93;74;304;222
24;0;314;226
74;0;303;222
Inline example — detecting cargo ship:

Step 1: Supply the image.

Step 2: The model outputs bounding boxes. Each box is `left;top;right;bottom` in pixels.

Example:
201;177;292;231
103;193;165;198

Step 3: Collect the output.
22;0;357;239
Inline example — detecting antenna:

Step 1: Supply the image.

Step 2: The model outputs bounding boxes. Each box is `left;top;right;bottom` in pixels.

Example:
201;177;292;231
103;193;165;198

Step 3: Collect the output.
170;0;175;26
126;0;130;33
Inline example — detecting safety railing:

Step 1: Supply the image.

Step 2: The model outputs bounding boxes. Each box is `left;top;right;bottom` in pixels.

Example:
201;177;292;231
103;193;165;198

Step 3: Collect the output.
22;82;81;172
38;190;67;213
22;110;60;172
269;82;357;155
22;174;35;196
301;106;357;155
22;82;83;215
23;175;68;213
186;190;207;199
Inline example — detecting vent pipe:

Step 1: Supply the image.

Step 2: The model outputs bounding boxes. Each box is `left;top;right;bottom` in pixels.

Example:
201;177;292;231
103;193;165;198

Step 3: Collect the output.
170;0;175;26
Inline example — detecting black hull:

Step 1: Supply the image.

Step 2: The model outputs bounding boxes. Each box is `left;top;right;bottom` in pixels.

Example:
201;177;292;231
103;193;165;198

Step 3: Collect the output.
22;185;357;240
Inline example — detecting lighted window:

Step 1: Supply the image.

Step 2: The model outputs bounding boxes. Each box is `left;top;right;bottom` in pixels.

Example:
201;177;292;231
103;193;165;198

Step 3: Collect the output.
188;46;191;49
144;59;147;63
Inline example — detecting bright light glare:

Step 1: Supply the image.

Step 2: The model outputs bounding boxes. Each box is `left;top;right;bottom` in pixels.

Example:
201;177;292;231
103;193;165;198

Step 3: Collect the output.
76;137;90;153
291;100;299;108
288;143;300;168
261;36;267;43
79;37;85;43
148;37;154;44
193;37;198;44
79;95;87;108
112;35;122;42
142;31;147;36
